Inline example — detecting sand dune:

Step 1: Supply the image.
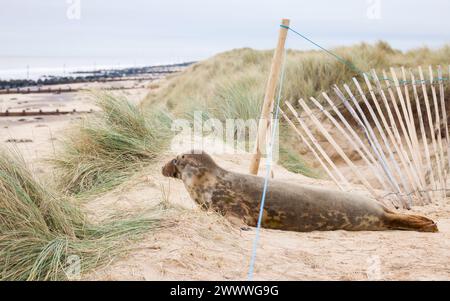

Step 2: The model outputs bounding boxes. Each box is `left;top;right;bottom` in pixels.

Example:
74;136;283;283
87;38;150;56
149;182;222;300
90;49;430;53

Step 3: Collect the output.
1;84;449;281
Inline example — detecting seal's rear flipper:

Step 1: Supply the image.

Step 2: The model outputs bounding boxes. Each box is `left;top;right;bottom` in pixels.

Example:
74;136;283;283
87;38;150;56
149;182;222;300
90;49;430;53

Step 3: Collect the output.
385;213;438;232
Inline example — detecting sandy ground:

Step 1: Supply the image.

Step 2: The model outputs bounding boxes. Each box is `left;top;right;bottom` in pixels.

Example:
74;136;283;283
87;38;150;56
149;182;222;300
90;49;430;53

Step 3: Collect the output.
0;81;151;169
1;83;449;281
84;151;450;281
0;79;150;112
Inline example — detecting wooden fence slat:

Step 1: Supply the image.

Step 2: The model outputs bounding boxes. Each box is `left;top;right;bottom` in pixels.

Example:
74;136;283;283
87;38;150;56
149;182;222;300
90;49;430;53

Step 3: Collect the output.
428;66;447;200
438;66;450;178
390;68;424;184
308;95;391;193
410;70;437;200
358;75;413;197
381;70;424;199
370;70;423;201
339;84;406;207
401;67;426;189
297;98;380;199
418;66;443;197
352;77;412;205
285;101;351;189
280;108;345;190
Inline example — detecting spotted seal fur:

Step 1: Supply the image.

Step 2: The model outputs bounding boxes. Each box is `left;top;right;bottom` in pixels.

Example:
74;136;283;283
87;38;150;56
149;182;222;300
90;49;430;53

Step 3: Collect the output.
162;151;438;232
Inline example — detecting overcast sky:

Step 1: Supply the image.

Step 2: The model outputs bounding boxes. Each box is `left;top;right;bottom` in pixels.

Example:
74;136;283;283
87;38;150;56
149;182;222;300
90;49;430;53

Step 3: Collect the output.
0;0;449;68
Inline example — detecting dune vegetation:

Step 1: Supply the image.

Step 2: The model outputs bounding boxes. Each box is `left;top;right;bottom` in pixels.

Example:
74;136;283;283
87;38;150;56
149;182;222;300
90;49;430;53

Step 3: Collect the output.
143;42;450;175
0;147;170;280
1;42;448;280
52;93;173;196
144;42;450;111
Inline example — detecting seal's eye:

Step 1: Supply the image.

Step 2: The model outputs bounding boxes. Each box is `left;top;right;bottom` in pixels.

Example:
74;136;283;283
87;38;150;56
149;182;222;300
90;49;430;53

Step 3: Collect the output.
181;155;185;159
172;159;177;165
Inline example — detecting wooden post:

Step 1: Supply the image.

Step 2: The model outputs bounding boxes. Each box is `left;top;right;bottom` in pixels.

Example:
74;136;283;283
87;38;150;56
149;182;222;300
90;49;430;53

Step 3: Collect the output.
249;18;290;175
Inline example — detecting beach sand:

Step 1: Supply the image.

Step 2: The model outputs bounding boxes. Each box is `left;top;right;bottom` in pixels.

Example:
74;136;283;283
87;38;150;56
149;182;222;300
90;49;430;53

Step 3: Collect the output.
85;151;450;281
0;80;151;166
1;80;449;281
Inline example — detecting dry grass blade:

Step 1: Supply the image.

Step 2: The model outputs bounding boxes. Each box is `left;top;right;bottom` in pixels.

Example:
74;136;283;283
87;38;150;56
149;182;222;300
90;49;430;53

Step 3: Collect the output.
143;43;450;177
0;148;170;280
51;93;173;196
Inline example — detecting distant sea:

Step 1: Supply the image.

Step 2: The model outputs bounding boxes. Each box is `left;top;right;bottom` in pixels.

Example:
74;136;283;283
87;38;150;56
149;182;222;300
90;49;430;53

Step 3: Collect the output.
0;57;183;80
1;37;448;81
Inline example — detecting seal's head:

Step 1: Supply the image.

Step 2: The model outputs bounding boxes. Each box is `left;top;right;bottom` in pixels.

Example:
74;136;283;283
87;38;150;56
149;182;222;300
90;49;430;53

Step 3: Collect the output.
161;150;219;180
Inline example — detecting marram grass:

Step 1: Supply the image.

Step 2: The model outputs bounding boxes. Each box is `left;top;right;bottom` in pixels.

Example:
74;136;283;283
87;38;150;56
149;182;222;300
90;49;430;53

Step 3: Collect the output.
0;148;169;280
145;43;450;112
52;93;173;196
143;42;450;177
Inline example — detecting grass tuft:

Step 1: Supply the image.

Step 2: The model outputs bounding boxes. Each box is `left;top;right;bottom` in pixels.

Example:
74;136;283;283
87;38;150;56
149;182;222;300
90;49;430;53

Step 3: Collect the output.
278;146;318;178
52;93;173;196
0;147;168;280
143;43;450;177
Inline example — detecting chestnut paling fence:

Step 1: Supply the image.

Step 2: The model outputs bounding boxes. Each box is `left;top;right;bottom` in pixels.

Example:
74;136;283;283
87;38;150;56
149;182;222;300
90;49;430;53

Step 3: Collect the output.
281;66;449;209
246;22;448;280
